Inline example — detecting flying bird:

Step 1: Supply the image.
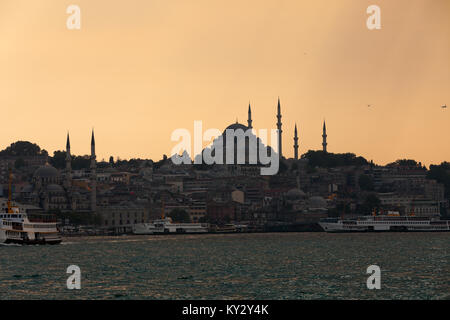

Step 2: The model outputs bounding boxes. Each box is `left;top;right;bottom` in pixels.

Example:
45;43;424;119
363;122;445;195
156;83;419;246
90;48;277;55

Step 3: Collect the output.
442;105;447;109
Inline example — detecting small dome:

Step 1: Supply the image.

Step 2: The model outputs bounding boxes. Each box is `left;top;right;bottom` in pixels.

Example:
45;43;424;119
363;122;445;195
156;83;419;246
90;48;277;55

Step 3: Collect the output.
286;188;306;200
34;163;60;178
46;184;64;193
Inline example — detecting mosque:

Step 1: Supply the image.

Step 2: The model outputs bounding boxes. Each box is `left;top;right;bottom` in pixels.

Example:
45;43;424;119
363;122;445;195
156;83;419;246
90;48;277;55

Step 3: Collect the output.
18;131;97;212
201;97;329;163
17;98;329;211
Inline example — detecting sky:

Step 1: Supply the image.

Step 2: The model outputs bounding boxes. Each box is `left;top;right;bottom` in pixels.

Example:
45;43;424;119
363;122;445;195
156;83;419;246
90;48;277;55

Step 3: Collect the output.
1;0;449;166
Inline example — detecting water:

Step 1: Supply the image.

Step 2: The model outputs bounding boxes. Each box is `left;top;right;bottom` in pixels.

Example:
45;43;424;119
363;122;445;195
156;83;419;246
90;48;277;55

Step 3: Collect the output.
0;233;449;299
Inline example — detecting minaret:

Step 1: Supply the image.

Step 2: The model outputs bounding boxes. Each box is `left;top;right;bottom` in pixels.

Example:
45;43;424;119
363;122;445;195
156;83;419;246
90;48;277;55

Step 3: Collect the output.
247;103;252;129
276;97;282;158
90;129;97;212
322;120;327;153
64;132;72;189
293;123;299;160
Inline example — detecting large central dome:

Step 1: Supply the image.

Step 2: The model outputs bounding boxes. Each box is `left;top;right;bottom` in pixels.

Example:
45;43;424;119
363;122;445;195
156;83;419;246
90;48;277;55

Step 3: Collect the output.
34;163;60;178
196;121;276;165
224;122;249;132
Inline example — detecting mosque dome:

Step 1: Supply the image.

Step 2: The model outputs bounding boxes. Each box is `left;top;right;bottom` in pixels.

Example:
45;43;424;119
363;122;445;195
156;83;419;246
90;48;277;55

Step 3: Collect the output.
224;122;249;132
200;120;276;166
34;163;60;178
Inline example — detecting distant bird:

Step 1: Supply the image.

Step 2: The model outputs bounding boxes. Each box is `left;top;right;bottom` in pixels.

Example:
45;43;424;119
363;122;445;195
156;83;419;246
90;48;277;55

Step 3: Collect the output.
367;104;372;108
442;105;447;109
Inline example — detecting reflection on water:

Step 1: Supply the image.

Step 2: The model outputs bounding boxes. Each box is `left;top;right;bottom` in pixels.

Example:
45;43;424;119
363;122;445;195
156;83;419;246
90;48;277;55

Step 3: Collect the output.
0;233;449;299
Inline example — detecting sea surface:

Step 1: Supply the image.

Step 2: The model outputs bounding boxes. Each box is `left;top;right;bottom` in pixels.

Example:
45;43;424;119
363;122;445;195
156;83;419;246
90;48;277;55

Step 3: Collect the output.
0;232;449;299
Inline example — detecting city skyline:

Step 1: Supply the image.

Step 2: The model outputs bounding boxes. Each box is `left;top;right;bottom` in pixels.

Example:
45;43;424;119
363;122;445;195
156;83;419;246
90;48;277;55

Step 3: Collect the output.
1;0;449;166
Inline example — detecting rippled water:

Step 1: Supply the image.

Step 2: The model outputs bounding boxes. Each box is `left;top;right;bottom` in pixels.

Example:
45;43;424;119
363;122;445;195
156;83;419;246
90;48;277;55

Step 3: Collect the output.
0;233;449;299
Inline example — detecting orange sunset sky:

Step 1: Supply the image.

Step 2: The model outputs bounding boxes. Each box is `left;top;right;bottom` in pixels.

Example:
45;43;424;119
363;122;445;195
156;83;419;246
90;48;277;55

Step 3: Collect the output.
1;0;449;166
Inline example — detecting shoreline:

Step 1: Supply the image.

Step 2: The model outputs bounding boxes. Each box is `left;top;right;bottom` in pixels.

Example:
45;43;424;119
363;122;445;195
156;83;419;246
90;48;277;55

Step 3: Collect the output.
61;231;323;242
61;230;450;243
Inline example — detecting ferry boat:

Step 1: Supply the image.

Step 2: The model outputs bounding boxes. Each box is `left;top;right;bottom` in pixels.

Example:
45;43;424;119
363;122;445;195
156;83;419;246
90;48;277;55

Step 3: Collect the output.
0;209;62;244
0;172;62;245
319;211;449;233
132;203;209;234
132;217;209;234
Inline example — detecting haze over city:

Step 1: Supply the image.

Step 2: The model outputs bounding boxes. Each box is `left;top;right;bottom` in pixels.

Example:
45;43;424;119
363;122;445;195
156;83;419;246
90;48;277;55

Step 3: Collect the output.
1;0;449;166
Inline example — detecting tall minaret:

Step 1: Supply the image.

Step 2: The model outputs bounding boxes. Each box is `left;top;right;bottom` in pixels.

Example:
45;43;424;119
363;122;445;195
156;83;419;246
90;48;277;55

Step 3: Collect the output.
293;123;299;160
247;103;253;129
322;120;327;153
90;129;97;212
276;97;283;158
64;132;72;189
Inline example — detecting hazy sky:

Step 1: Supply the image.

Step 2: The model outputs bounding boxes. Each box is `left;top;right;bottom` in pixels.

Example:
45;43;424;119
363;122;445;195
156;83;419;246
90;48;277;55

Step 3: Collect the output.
1;0;449;166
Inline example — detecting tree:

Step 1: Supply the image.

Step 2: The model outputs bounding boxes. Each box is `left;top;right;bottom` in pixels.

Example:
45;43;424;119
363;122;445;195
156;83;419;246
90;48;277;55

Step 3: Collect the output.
0;141;47;157
167;209;191;223
14;158;26;169
302;150;368;168
50;150;66;169
387;159;425;169
427;162;450;210
72;156;90;170
359;193;381;215
153;155;168;170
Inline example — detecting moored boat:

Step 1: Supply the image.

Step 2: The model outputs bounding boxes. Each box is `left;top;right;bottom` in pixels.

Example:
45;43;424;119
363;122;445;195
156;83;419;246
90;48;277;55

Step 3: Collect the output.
0;210;62;245
319;211;449;233
132;202;209;234
132;217;209;234
0;171;61;245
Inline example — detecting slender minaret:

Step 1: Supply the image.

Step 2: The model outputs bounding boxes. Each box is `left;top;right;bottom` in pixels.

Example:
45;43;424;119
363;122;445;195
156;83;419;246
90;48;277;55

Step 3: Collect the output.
64;132;72;189
276;97;283;158
247;103;252;129
90;129;97;212
322;120;327;153
293;123;299;160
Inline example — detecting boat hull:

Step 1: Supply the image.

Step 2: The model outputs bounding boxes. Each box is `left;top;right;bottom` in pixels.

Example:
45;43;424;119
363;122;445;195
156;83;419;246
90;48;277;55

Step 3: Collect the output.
132;219;210;235
3;238;62;245
133;228;209;235
319;222;450;233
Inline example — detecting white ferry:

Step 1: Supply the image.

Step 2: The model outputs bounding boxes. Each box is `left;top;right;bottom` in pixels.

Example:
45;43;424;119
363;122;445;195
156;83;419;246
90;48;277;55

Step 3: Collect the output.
133;201;210;235
0;207;62;245
132;217;209;234
319;211;449;233
0;172;61;245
